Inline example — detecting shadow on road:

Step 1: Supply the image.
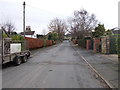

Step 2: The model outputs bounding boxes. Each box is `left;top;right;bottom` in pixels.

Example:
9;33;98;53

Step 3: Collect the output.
2;62;15;69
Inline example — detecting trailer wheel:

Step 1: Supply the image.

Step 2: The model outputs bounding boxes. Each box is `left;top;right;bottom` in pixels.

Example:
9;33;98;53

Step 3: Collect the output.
27;51;31;58
22;55;28;63
14;56;22;66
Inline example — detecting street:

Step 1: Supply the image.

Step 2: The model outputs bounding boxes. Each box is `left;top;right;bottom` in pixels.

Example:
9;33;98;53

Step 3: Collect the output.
2;40;108;88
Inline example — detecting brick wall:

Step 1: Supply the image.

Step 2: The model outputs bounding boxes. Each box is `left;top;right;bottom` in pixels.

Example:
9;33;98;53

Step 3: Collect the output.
86;40;91;50
93;38;101;53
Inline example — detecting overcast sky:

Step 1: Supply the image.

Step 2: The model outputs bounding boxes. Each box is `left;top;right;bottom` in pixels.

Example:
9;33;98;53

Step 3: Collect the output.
0;0;119;34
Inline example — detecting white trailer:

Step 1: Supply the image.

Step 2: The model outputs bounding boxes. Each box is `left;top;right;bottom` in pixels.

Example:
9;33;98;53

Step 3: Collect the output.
0;29;30;66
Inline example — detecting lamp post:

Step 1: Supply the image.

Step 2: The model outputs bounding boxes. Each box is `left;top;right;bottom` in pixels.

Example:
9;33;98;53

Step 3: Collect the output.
23;1;26;38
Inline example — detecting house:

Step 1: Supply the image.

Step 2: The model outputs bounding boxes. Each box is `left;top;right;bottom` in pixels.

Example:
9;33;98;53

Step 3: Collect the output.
64;33;72;40
111;27;120;34
20;26;35;38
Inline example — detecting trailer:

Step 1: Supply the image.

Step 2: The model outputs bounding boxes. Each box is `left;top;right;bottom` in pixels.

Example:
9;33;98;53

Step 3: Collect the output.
0;29;31;66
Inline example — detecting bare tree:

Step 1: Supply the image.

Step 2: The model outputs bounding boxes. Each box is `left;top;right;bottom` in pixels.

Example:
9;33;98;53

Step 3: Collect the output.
68;9;98;39
1;20;15;36
48;18;67;41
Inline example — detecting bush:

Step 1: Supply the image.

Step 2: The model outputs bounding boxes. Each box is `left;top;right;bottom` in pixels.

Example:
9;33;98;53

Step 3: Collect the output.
78;38;86;48
11;35;25;41
43;39;46;47
117;35;120;57
3;34;25;41
109;35;117;54
78;37;91;48
48;32;58;41
3;33;8;38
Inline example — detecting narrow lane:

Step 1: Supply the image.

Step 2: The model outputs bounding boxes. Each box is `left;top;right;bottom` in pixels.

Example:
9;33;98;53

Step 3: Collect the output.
3;40;106;88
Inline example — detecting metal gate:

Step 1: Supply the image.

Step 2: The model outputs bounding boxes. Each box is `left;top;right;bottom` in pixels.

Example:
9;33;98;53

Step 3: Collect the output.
3;38;11;54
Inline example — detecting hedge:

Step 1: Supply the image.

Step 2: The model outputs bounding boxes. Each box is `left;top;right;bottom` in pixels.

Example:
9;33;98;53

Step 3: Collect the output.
118;35;120;57
78;37;91;48
78;38;86;48
109;35;117;54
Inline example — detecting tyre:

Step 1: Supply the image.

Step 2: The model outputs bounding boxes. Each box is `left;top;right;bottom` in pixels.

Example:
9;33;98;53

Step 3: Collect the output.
22;55;28;63
26;51;31;58
14;56;22;66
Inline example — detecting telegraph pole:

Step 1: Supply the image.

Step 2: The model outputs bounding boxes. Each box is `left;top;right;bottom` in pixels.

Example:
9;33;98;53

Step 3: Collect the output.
23;1;26;38
23;1;27;50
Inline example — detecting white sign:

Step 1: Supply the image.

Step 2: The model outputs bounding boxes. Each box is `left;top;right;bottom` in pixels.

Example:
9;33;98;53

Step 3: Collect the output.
10;43;21;53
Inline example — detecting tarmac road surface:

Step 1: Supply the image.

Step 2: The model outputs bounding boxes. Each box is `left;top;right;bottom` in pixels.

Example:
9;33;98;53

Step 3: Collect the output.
2;40;108;88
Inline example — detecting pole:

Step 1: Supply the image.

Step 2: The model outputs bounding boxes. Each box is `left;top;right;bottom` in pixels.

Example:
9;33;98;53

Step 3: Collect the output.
1;28;3;64
23;1;26;38
23;2;27;50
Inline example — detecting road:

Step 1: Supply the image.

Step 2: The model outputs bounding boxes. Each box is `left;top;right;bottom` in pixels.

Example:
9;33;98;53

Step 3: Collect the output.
2;40;108;88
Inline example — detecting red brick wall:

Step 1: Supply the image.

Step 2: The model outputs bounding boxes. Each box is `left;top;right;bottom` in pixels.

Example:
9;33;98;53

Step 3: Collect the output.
46;40;52;46
25;37;44;49
86;40;91;50
93;38;101;53
72;40;77;44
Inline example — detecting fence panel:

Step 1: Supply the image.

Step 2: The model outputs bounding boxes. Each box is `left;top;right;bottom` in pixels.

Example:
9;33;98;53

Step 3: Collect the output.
101;36;110;54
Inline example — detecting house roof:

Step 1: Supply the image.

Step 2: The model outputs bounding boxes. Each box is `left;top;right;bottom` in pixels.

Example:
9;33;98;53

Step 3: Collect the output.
112;30;120;34
20;31;35;35
111;27;120;34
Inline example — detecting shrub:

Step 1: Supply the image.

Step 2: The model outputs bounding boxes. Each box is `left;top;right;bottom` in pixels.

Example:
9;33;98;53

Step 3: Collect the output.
3;33;8;38
43;39;46;47
78;38;86;48
11;35;25;41
117;35;120;57
78;37;91;48
109;35;117;54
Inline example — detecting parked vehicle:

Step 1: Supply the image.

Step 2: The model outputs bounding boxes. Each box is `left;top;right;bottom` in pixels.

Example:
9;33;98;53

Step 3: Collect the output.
0;29;31;65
